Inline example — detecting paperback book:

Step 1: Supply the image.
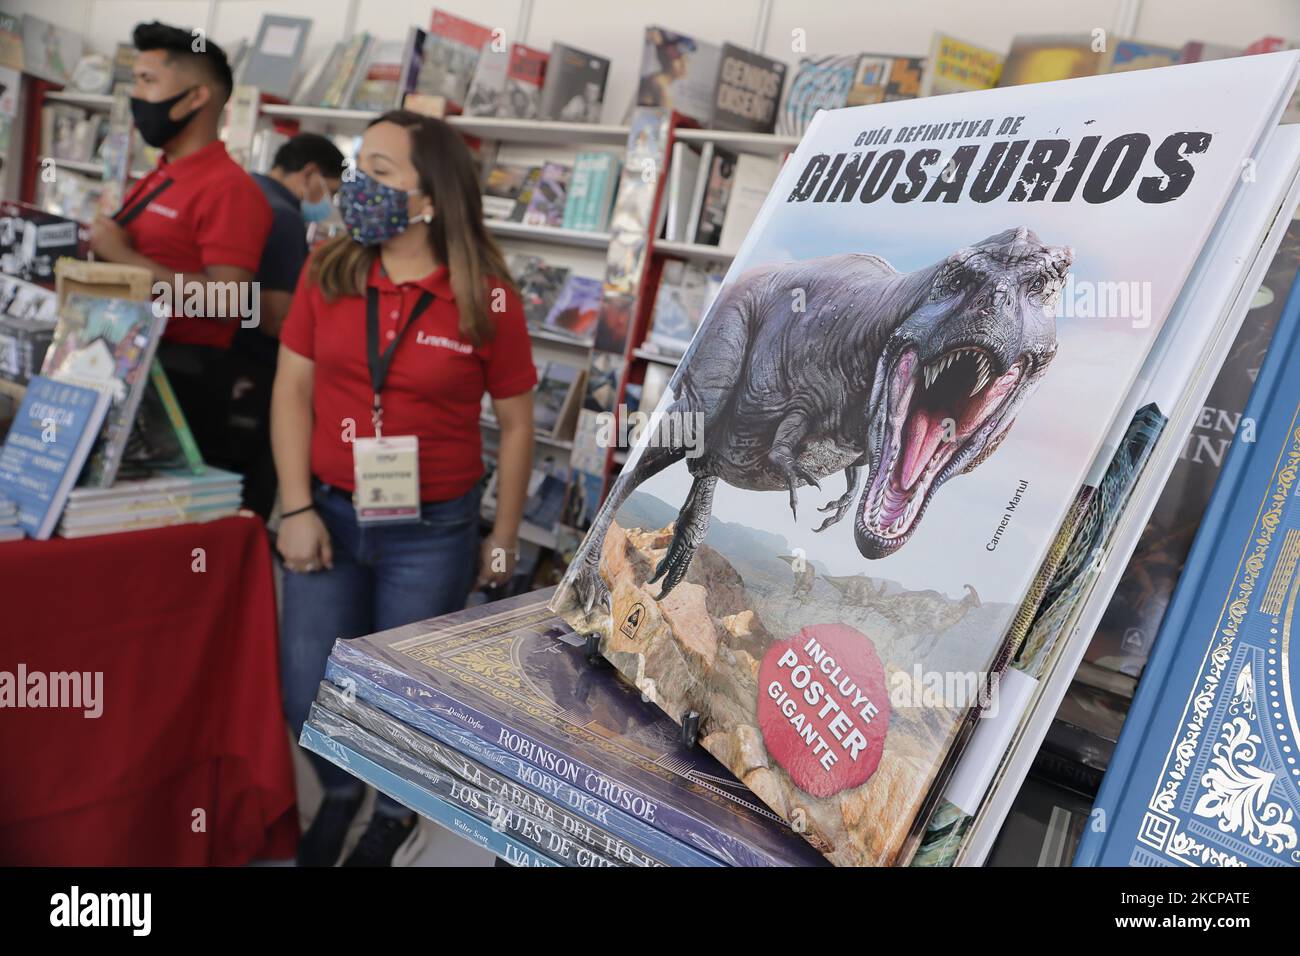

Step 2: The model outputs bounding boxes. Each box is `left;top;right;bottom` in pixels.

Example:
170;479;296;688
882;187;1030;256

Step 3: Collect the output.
551;53;1300;865
636;27;720;126
239;14;312;100
539;43;609;123
503;44;548;120
521;162;571;228
712;43;786;134
418;9;493;107
543;275;603;340
922;33;1003;95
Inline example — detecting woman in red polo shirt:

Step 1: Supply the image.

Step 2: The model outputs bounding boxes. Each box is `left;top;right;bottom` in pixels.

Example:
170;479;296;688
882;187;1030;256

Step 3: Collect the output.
271;111;536;867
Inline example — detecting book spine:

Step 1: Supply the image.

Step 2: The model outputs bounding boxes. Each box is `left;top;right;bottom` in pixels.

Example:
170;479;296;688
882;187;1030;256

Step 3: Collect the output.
327;640;798;867
298;723;561;868
148;359;205;474
590;154;616;231
325;659;721;866
1075;266;1300;866
562;153;591;231
307;704;619;867
316;680;665;866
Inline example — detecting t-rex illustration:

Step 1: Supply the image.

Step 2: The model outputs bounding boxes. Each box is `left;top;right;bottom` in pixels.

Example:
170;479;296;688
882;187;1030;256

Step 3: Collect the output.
562;227;1071;615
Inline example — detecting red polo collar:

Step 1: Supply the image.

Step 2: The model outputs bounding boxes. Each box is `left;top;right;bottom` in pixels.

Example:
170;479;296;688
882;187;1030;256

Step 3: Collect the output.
367;257;455;301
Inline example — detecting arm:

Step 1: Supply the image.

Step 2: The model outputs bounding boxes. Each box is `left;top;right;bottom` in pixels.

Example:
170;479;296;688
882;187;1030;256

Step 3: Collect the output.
478;390;534;587
258;290;294;339
271;344;332;571
91;215;252;289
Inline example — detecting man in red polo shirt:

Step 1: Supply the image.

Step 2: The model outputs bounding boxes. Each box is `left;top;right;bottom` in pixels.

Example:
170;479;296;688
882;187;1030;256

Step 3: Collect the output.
89;20;272;465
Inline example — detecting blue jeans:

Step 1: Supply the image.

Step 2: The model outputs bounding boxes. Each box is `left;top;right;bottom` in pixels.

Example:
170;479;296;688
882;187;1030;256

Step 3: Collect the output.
280;479;482;811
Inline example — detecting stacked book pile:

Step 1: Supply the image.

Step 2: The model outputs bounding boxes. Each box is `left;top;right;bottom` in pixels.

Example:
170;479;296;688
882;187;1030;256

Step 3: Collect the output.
57;467;243;539
0;493;20;542
299;589;827;867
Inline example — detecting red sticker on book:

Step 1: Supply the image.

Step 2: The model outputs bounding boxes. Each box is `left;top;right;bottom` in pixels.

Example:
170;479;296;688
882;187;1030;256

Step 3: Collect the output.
756;623;890;798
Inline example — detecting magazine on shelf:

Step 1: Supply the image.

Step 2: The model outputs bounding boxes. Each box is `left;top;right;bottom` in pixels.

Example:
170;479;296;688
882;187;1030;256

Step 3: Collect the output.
464;42;508;117
521;162;571;228
711;43;786;134
543;275;603;340
636;27;720;126
777;55;859;138
539;43;609;123
848;53;925;106
419;9;493;107
1107;39;1182;73
998;34;1109;87
503;44;548;120
549;53;1300;865
507;254;570;327
483;164;532;220
238;14;312;100
349;37;407;111
922;32;1003;95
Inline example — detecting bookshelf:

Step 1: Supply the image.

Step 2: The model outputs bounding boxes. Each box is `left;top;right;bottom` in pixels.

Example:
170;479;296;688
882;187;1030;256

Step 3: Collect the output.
651;239;736;265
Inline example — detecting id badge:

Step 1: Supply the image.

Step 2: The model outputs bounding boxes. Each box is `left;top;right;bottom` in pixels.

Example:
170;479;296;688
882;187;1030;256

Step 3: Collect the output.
352;435;421;524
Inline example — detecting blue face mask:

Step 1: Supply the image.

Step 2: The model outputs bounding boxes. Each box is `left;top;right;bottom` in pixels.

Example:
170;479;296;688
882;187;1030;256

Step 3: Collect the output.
337;169;426;246
301;193;334;223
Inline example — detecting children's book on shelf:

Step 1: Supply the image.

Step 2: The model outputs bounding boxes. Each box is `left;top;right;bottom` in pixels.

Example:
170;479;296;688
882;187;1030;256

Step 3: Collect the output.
1107;39;1182;73
922;32;1003;95
239;14;312;100
550;52;1300;866
636;27;720;126
503;44;548;120
0;375;111;539
521;162;571;228
563;152;619;232
121;359;205;477
847;53;925;106
40;293;165;488
543;275;603;340
539;43;609;124
711;43;786;134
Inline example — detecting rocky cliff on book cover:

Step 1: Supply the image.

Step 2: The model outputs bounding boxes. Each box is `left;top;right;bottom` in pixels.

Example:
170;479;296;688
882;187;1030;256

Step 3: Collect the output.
551;53;1300;865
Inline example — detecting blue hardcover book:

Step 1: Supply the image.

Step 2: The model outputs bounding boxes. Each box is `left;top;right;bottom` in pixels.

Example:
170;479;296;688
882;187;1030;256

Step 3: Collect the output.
298;722;560;868
327;588;828;867
321;662;720;867
1075;276;1300;867
0;375;111;539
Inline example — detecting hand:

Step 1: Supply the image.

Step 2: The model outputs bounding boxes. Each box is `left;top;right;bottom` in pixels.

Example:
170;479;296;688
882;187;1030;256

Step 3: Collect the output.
90;215;133;261
277;509;333;573
476;534;518;590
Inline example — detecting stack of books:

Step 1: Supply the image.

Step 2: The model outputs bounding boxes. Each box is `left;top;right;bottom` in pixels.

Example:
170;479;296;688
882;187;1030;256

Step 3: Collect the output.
298;589;827;867
57;467;243;539
0;494;21;542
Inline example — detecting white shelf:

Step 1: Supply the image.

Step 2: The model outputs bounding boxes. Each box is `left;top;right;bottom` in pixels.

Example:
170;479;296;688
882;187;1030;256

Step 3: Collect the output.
44;91;113;110
653;239;735;264
479;418;574;452
486;218;611;250
451;115;629;146
633;347;682;367
261;104;631;147
528;326;595;350
40;156;149;180
260;103;377;124
674;127;800;156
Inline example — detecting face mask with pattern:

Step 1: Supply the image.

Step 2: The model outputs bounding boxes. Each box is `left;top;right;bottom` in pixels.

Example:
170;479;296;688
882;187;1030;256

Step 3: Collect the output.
337;168;429;246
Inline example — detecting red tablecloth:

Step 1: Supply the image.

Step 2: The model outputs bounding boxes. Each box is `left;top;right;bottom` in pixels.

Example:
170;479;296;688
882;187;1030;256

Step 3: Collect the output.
0;514;298;865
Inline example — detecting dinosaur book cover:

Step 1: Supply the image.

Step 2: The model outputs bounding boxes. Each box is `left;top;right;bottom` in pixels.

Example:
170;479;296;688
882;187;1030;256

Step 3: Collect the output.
551;53;1300;865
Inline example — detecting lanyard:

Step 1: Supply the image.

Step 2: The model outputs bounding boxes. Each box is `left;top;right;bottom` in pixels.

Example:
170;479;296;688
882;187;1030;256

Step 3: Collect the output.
112;175;174;226
365;285;434;437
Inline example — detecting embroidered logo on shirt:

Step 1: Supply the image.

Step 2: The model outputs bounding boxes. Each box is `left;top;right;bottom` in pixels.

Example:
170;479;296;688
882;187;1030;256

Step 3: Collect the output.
415;331;473;354
146;204;180;220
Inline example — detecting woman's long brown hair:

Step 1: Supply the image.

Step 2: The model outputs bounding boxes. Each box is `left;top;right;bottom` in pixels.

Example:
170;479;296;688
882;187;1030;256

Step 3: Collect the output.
311;110;515;345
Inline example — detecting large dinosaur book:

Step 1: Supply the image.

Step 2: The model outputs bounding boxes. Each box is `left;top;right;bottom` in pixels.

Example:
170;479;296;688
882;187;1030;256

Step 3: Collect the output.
1075;256;1300;868
326;588;826;866
550;53;1300;865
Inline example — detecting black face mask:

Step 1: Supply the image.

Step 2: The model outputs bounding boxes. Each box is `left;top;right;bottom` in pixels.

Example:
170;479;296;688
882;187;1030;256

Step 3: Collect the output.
130;87;199;148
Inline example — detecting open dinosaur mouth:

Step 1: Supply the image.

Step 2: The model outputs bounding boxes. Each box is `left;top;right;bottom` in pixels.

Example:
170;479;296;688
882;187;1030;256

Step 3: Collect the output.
859;346;1024;552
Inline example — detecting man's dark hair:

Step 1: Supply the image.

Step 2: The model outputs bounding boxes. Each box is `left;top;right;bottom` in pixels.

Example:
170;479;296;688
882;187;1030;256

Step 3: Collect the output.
273;134;347;180
132;21;233;102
